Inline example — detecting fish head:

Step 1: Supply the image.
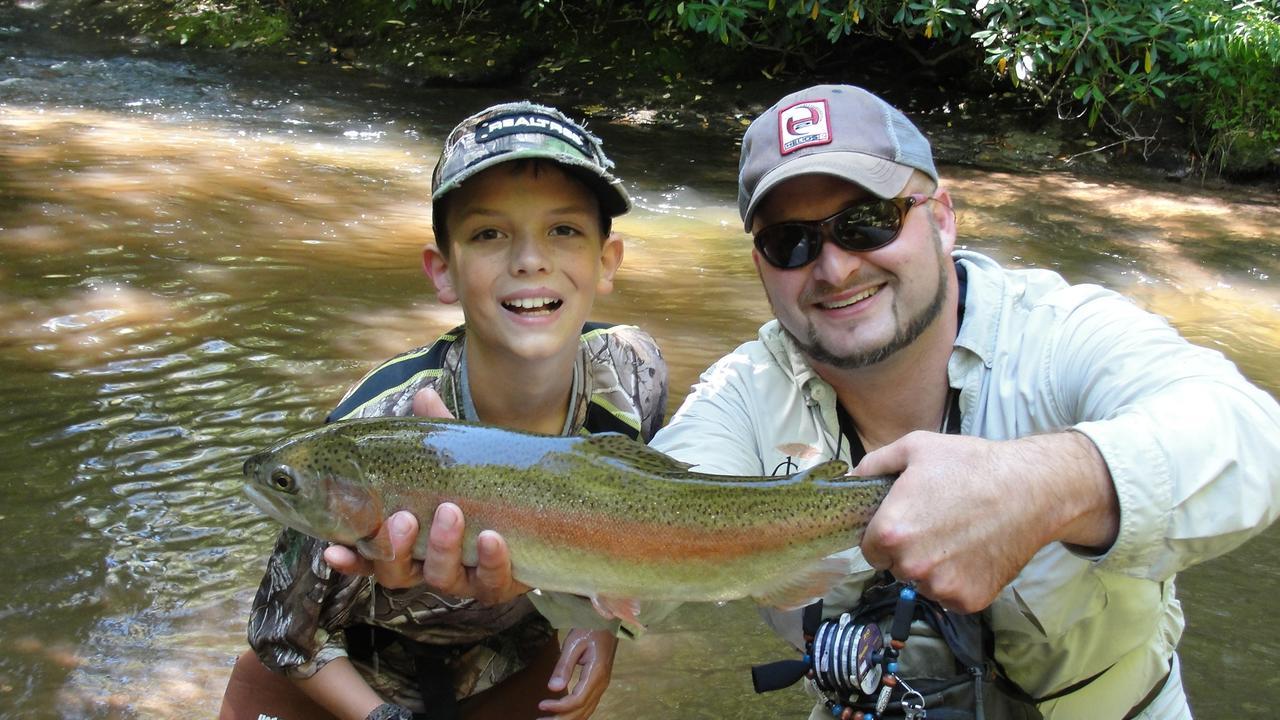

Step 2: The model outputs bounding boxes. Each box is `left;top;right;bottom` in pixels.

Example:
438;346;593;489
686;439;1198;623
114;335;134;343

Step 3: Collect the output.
242;427;385;546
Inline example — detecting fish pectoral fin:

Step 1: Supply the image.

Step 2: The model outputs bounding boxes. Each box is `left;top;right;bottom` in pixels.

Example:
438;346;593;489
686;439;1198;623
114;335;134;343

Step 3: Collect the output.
753;555;858;610
356;531;396;562
590;595;644;628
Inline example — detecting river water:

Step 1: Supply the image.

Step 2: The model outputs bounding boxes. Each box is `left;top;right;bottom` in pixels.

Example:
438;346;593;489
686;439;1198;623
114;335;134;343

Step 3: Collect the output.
1;7;1277;719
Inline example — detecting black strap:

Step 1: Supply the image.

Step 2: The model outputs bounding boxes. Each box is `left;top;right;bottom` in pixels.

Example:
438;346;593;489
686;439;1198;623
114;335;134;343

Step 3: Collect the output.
837;388;961;466
345;625;459;720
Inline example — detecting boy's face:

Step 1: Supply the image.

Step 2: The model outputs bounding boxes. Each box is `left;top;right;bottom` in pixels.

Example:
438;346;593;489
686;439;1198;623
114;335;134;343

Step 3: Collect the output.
424;162;623;364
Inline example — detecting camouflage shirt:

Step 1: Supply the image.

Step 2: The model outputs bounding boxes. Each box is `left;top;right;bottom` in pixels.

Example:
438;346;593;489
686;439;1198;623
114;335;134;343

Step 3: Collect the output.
247;322;667;710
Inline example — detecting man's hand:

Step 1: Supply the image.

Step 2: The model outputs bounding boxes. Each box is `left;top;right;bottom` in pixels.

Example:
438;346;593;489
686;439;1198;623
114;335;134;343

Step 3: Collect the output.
323;388;530;603
854;430;1118;614
537;628;618;720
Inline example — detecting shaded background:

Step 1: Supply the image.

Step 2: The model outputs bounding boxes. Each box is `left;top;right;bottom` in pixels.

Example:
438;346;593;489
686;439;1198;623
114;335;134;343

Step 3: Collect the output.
1;6;1277;718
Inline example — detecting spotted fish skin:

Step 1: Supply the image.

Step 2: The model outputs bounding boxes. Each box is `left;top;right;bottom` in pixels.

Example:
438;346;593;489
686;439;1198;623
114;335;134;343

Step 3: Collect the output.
243;417;892;608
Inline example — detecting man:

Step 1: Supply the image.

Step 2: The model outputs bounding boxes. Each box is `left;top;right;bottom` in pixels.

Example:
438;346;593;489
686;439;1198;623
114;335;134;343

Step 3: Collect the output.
336;85;1280;717
647;84;1280;717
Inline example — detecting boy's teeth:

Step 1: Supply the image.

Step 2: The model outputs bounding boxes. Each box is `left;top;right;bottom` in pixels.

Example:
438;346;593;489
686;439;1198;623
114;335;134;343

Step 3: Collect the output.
821;286;878;309
503;297;561;313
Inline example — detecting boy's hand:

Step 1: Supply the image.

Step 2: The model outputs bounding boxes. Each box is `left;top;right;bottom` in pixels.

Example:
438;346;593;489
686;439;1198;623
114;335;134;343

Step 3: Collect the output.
538;628;618;720
323;388;530;604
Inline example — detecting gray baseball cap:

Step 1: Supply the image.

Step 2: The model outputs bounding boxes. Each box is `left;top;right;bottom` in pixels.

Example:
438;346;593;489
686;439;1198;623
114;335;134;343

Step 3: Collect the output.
432;101;631;219
738;84;938;231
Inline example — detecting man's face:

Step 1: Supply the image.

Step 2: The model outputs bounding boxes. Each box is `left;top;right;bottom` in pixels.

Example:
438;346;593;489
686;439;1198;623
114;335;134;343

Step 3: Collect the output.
425;162;621;365
750;174;953;370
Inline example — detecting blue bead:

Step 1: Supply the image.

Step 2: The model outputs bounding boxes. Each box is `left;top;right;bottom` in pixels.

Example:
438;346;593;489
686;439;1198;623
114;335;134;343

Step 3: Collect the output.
803;654;812;663
887;661;899;673
900;587;917;601
830;704;843;717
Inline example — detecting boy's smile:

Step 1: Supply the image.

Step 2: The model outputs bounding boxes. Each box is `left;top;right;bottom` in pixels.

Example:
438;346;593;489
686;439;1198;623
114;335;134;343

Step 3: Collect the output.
426;161;622;365
501;291;563;316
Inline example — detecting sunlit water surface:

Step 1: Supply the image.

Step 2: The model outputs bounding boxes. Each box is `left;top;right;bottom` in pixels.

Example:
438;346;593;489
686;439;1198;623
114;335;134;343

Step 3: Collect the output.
1;9;1277;719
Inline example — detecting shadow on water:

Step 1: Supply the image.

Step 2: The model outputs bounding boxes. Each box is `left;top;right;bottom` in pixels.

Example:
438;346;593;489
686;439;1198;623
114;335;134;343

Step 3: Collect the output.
0;7;1277;718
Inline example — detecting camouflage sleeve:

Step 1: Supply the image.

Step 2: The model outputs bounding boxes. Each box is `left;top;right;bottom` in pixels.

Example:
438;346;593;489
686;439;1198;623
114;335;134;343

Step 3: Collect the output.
246;527;370;678
609;325;669;442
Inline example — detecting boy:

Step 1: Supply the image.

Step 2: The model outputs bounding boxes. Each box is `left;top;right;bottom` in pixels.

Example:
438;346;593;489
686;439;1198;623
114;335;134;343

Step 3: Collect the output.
220;102;667;720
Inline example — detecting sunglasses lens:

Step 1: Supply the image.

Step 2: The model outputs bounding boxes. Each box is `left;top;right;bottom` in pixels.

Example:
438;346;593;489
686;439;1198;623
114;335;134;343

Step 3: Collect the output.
831;199;902;251
756;225;820;269
754;197;917;269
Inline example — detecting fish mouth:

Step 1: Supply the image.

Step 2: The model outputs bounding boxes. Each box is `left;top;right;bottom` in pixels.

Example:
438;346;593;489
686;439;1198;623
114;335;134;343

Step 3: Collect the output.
243;481;295;525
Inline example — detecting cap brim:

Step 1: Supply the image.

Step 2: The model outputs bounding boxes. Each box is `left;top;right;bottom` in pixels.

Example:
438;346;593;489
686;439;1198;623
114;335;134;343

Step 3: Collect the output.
433;149;631;218
742;152;913;231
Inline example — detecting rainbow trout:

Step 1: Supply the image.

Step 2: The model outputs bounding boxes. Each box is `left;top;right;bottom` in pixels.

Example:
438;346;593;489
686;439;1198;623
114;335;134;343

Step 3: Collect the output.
243;417;892;616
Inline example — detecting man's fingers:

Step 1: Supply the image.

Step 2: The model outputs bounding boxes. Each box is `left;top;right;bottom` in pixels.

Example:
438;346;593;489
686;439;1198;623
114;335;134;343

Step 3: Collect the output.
412;388;455;419
422;502;467;594
852;438;911;477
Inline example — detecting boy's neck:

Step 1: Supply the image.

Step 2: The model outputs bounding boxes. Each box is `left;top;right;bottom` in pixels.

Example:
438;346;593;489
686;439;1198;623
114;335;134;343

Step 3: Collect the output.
463;340;578;436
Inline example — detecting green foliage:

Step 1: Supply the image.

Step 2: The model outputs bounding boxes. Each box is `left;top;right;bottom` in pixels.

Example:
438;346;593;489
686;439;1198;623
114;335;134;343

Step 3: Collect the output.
130;0;1279;175
1184;1;1280;172
142;1;290;48
607;0;1280;173
972;0;1278;173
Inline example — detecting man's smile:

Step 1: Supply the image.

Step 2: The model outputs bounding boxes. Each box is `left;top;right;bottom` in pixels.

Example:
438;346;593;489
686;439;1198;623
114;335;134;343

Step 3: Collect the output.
816;284;881;310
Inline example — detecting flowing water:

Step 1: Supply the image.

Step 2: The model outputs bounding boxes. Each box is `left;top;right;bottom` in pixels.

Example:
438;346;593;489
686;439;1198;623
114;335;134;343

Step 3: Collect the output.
1;7;1278;719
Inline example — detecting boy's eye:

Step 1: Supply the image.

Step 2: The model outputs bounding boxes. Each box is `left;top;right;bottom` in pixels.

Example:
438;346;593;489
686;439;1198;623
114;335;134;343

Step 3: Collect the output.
470;228;504;242
549;225;581;237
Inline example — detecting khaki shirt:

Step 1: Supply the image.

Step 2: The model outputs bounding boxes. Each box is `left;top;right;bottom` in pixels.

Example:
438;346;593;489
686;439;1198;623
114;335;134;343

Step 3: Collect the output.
651;250;1280;717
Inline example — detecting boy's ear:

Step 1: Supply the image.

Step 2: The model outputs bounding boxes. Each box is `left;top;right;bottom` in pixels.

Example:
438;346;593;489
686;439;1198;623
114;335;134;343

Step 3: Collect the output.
422;245;458;304
595;233;624;295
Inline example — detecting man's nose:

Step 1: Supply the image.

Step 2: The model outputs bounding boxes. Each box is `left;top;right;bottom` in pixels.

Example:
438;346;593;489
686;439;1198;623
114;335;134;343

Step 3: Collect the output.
809;231;863;284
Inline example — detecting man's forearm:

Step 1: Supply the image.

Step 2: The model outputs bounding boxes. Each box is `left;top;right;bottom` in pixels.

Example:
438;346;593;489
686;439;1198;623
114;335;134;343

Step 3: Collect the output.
1024;431;1119;553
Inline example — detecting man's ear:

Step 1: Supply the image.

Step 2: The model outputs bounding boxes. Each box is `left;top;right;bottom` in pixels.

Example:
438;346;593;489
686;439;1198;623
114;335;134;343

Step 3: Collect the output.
931;187;957;252
594;233;625;295
422;245;458;304
750;246;765;278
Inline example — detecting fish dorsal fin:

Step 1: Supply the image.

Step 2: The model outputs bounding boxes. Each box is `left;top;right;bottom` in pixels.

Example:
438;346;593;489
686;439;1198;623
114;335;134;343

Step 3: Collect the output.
753;553;860;610
579;433;695;475
792;459;849;482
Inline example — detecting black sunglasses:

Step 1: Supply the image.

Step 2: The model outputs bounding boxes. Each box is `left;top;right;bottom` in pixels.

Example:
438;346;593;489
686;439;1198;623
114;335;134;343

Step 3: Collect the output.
753;193;938;270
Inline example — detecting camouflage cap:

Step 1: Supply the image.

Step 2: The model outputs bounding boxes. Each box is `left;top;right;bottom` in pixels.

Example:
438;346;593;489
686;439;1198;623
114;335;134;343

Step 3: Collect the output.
431;101;631;218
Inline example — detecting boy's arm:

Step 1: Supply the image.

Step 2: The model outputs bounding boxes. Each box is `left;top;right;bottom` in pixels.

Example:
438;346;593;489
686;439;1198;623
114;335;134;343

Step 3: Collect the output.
292;657;388;720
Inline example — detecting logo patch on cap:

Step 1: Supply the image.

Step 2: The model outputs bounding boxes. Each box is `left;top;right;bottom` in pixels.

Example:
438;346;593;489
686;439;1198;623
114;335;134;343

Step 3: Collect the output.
778;100;831;155
475;111;590;152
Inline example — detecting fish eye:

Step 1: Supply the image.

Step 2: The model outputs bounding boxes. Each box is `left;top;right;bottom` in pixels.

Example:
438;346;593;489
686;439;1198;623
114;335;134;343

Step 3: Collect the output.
270;467;298;494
